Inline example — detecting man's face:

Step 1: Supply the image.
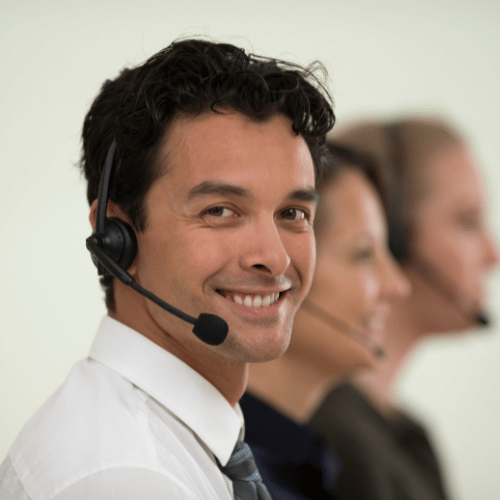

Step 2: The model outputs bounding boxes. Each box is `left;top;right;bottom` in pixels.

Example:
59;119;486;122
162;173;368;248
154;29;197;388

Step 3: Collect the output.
130;111;317;363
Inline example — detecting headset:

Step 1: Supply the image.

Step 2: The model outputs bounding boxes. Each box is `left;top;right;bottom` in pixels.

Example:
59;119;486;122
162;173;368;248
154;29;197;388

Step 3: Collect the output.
384;122;489;326
86;139;229;346
301;300;385;358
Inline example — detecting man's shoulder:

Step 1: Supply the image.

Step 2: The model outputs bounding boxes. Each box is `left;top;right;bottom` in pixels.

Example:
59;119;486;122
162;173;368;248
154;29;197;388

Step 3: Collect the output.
10;357;152;460
1;454;201;500
5;358;227;500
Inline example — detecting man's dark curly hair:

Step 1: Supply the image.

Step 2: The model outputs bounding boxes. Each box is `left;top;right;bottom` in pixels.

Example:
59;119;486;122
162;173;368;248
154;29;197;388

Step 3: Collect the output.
80;38;335;310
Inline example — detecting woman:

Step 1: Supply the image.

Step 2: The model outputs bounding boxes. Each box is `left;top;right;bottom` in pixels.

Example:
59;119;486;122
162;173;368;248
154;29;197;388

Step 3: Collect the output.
309;118;499;500
241;143;411;499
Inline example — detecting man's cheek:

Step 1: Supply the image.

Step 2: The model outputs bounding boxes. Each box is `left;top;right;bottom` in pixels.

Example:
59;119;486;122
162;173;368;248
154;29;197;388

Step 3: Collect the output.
192;238;235;275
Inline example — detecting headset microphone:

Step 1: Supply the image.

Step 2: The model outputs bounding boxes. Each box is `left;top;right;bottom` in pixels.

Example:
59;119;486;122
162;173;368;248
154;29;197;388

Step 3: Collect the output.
475;312;490;327
408;253;491;329
86;139;229;346
301;300;385;358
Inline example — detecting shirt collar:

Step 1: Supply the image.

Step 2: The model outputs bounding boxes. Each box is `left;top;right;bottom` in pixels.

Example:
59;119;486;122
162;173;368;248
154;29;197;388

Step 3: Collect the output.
88;315;243;466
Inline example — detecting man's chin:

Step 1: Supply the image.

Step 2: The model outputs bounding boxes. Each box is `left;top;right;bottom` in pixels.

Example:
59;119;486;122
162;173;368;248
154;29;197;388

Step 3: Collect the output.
218;328;292;363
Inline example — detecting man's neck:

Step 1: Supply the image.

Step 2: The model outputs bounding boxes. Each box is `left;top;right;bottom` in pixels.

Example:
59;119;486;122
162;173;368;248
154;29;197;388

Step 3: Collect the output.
110;287;248;408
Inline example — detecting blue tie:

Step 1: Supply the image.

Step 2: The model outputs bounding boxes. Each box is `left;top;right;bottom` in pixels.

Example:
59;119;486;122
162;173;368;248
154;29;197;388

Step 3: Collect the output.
219;440;273;500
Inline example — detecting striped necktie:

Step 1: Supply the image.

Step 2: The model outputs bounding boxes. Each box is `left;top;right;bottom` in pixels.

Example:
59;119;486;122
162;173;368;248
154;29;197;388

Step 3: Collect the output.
219;440;273;500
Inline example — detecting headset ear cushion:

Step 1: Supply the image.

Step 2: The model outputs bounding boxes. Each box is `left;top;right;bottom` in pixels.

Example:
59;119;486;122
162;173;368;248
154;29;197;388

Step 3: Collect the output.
101;217;138;271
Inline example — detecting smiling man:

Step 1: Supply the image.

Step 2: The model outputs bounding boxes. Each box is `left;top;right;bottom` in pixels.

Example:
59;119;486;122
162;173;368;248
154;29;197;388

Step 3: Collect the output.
0;39;334;499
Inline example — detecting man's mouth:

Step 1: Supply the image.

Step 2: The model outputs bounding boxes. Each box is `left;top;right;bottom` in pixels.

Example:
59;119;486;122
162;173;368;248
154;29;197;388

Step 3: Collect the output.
216;289;287;308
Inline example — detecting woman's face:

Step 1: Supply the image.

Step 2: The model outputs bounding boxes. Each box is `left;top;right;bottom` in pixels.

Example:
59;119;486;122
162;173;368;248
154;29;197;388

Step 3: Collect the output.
289;169;411;371
408;144;499;332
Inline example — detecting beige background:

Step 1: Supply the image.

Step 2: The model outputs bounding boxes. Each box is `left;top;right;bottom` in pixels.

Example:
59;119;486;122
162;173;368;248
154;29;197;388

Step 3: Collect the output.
1;1;499;498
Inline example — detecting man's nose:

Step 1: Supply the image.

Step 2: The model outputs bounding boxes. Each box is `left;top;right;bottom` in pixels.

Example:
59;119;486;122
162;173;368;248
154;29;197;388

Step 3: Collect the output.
238;218;292;276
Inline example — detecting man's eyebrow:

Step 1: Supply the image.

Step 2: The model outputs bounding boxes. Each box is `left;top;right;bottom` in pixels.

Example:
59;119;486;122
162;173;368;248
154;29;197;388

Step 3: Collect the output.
288;188;319;204
187;181;251;200
187;181;318;204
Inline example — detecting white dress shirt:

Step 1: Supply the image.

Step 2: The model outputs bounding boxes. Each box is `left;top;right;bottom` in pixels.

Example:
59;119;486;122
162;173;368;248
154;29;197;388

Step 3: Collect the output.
0;316;243;499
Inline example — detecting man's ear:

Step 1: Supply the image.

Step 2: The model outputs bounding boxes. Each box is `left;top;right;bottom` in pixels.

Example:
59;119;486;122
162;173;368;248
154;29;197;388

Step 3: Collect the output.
89;199;98;230
88;200;131;231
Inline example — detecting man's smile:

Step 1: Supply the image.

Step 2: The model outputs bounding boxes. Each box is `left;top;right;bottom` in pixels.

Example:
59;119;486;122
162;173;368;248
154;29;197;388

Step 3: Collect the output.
216;289;289;308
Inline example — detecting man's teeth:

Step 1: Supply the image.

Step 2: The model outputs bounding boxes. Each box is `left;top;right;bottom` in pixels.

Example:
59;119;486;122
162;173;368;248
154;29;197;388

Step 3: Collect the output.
229;292;281;308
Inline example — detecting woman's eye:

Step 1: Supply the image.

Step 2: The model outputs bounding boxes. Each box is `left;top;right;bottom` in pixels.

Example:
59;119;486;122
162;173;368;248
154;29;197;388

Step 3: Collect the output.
457;213;480;230
280;208;308;221
355;247;375;262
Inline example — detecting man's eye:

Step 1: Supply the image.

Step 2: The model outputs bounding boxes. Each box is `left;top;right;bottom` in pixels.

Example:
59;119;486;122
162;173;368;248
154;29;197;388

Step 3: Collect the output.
280;208;308;221
204;206;236;218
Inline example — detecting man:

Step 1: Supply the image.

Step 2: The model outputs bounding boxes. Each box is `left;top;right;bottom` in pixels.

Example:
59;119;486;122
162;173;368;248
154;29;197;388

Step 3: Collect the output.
0;39;334;499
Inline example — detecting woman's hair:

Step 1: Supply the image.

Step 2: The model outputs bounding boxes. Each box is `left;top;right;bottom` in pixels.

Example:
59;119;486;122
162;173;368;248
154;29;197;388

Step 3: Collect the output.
330;118;464;260
313;141;385;240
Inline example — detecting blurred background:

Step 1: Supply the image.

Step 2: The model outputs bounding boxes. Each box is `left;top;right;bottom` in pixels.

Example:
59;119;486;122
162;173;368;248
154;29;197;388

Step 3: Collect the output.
1;1;499;498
